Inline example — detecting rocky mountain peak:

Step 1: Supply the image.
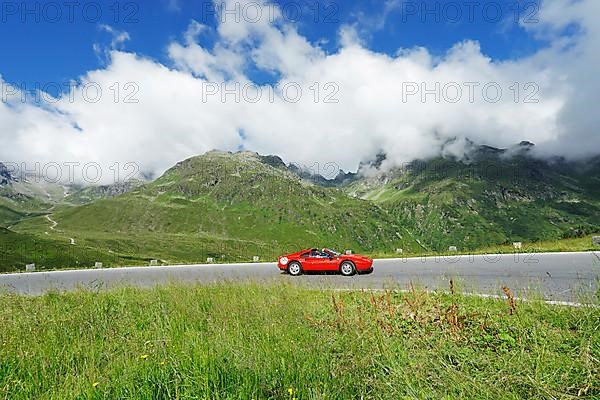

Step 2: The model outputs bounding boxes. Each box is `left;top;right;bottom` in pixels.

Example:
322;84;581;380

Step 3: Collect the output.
358;152;387;172
0;162;16;186
259;154;286;169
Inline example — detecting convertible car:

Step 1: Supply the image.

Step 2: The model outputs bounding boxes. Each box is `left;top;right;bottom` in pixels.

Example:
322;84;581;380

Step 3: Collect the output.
278;248;373;276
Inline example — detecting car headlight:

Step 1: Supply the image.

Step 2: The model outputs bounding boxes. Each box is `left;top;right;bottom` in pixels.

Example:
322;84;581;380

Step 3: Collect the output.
279;257;288;265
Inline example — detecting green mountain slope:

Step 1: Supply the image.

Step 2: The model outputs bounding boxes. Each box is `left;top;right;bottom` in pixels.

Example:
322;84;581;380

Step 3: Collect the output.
346;145;600;251
4;151;421;269
64;179;145;205
0;164;56;227
0;162;144;226
0;227;123;273
57;151;420;250
2;147;599;270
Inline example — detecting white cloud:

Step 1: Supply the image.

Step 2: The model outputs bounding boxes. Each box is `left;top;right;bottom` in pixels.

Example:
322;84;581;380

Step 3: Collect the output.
94;24;132;62
98;24;131;49
0;0;598;184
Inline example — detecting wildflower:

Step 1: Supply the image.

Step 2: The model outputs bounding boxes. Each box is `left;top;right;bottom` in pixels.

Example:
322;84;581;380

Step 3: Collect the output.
140;354;149;360
92;382;99;388
288;388;293;395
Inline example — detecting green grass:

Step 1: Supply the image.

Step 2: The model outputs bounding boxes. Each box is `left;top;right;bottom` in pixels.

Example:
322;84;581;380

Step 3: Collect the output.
2;219;598;273
0;227;124;273
475;235;600;254
371;234;600;259
0;226;277;273
0;283;598;399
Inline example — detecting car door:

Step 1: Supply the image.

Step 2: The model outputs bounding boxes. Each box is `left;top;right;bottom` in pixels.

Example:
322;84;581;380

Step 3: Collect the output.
309;250;339;271
321;250;340;271
302;250;326;271
299;252;317;271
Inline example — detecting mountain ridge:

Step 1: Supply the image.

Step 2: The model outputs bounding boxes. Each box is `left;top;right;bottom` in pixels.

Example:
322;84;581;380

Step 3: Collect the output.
346;146;600;250
1;144;598;270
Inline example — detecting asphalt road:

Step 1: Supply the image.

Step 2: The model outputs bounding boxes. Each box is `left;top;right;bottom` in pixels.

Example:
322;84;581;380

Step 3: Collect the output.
1;252;598;301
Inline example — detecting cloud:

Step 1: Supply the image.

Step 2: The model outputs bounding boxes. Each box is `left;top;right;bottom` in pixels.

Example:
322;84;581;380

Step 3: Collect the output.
519;0;600;159
94;24;131;62
349;0;403;34
0;0;598;184
166;0;181;12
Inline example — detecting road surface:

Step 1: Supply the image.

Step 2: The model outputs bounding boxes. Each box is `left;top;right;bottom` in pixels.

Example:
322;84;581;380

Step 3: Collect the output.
1;252;598;301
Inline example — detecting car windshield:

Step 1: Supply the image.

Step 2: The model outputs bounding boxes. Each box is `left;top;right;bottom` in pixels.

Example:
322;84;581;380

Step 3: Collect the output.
323;248;340;256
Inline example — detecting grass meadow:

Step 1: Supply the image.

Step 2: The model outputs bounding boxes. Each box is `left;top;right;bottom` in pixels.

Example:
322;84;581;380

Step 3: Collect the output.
0;283;598;399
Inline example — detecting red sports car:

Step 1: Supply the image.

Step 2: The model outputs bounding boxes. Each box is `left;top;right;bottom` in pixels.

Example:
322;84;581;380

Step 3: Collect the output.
278;248;373;276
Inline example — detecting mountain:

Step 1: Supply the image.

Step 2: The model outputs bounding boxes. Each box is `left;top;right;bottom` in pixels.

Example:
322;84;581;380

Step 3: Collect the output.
0;161;146;227
64;179;145;204
1;147;599;271
0;151;420;270
287;163;357;187
0;162;16;186
0;163;58;227
346;143;600;251
54;151;419;250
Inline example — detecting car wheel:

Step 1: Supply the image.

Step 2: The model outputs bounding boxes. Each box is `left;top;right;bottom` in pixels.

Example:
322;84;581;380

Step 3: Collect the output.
340;261;356;276
288;261;302;276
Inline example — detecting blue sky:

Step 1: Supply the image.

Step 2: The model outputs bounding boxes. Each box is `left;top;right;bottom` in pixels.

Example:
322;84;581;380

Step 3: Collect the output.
1;0;544;89
3;0;597;183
